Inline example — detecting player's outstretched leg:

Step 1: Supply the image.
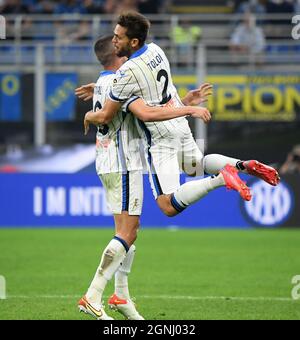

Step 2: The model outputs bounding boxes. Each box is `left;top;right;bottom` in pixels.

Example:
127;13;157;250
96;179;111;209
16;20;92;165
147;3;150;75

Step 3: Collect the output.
109;245;144;320
203;154;280;186
157;164;251;217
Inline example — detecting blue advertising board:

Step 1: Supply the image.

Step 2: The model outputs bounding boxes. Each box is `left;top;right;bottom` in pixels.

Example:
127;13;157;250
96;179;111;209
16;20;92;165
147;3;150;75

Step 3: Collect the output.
45;73;77;121
0;174;297;228
0;72;77;122
0;73;21;121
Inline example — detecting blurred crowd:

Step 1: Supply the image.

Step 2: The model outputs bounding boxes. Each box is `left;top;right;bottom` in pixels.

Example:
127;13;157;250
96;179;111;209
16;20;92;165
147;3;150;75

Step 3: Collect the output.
0;0;299;15
0;0;166;15
280;145;300;175
1;0;298;60
230;0;299;57
234;0;299;15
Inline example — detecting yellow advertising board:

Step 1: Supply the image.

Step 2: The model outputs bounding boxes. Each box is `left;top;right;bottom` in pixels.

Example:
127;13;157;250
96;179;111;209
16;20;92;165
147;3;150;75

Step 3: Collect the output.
173;75;300;122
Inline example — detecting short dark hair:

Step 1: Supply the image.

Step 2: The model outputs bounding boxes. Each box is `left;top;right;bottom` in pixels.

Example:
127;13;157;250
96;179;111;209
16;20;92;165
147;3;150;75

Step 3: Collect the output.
117;11;150;47
94;35;115;66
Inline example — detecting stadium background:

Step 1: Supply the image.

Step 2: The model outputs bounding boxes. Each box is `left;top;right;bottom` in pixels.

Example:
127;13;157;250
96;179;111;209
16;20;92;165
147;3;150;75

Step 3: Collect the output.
0;0;300;320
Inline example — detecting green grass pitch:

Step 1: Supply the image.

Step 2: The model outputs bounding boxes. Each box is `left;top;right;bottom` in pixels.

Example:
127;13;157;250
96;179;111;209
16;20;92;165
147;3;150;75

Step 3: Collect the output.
0;228;299;320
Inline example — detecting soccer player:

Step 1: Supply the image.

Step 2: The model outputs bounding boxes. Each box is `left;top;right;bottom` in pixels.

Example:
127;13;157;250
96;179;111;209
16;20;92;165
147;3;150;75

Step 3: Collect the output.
76;36;214;320
84;11;279;218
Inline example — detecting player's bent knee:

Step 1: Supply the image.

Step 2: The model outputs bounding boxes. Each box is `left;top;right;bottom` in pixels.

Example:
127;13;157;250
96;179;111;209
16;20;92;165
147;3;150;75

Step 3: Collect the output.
156;196;178;217
163;208;178;217
159;204;178;217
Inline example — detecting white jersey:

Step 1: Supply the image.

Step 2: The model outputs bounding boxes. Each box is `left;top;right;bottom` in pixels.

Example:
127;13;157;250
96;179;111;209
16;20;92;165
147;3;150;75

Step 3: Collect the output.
109;43;203;200
109;43;186;140
93;71;142;174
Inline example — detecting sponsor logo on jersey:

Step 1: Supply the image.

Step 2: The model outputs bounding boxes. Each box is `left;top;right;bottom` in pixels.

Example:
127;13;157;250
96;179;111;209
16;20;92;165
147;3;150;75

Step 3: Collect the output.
96;137;111;149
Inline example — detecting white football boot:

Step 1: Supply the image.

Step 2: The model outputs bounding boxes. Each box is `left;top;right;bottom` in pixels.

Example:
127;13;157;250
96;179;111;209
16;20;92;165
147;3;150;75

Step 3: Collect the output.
108;293;144;320
78;295;114;320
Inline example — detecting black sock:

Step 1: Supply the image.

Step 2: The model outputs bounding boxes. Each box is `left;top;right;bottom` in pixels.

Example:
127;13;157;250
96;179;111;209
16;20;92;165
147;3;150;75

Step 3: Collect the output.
236;161;246;171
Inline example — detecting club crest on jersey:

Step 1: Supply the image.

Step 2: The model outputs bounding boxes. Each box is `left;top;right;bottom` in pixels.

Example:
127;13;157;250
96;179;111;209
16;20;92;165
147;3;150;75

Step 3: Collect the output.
116;70;126;79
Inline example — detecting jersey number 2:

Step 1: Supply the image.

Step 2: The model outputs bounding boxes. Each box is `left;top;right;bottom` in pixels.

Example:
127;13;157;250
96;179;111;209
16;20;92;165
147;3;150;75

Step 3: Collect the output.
94;101;109;135
157;70;171;105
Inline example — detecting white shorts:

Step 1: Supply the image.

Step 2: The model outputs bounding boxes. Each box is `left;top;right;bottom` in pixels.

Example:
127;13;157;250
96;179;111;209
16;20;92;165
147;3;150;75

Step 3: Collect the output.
99;170;143;216
139;119;204;199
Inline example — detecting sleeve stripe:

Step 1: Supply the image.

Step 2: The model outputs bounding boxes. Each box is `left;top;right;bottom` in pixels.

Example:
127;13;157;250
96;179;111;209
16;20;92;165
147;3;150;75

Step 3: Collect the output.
109;90;125;102
125;96;140;113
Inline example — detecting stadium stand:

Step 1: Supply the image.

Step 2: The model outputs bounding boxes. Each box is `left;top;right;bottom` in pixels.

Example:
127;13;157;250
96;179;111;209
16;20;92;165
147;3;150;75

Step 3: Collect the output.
0;1;299;164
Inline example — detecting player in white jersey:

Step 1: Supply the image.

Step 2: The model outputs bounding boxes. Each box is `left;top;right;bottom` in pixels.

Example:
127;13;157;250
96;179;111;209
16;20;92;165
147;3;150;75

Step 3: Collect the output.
85;11;279;218
77;36;143;320
76;36;214;320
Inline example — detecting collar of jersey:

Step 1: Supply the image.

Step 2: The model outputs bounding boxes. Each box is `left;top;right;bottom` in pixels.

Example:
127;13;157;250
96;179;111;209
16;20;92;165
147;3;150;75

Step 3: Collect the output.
129;44;148;60
100;70;116;77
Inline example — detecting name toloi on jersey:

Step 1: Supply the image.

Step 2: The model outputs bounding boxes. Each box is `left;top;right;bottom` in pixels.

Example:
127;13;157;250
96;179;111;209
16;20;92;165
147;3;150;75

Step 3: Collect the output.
146;52;163;71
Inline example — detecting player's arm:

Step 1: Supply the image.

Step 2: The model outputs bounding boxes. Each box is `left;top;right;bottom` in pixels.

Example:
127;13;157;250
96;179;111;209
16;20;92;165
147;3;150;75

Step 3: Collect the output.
75;83;95;101
86;98;121;124
181;83;213;106
84;99;122;135
128;98;211;123
84;67;134;126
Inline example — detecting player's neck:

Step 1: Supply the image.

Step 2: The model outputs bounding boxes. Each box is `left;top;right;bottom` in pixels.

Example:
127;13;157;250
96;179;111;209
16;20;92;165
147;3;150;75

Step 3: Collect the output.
104;65;118;73
128;44;147;59
105;56;127;72
131;46;140;54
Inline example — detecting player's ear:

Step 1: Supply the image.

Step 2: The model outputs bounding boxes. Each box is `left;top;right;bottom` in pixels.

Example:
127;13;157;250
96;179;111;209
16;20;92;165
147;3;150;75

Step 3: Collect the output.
131;38;140;49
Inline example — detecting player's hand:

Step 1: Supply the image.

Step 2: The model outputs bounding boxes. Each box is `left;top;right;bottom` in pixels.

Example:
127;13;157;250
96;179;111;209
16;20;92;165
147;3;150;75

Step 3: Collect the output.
84;111;92;135
84;119;90;135
75;83;95;102
184;83;213;106
190;107;211;123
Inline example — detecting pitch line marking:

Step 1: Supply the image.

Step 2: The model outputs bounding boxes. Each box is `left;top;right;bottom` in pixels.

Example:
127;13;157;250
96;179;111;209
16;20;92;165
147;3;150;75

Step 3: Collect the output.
3;294;297;302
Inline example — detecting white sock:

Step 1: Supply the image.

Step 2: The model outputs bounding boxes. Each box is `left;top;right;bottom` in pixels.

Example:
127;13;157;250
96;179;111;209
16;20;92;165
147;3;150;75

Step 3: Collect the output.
172;174;225;211
86;237;127;306
115;245;136;300
204;154;240;175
